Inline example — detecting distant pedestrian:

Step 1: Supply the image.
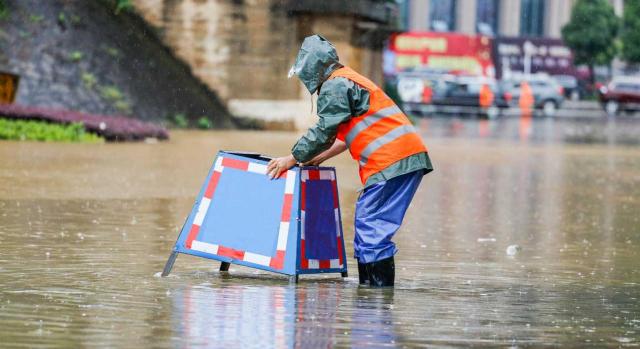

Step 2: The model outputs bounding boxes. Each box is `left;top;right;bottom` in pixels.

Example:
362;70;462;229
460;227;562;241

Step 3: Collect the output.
519;81;534;115
479;82;494;115
267;35;433;287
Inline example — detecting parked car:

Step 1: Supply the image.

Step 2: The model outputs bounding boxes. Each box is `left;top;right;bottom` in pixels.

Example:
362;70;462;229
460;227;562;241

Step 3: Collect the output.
552;74;584;101
397;72;504;118
498;75;565;117
597;76;640;116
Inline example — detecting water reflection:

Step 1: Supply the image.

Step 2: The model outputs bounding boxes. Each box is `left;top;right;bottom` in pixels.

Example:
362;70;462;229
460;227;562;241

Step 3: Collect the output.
171;283;399;349
417;115;640;145
0;122;639;347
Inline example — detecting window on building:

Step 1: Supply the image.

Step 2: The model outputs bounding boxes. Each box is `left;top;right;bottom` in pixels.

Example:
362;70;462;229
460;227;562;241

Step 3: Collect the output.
400;0;411;31
430;0;456;32
520;0;545;37
476;0;499;36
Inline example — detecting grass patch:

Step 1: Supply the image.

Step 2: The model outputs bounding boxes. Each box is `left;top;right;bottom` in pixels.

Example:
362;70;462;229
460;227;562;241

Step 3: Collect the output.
0;118;103;142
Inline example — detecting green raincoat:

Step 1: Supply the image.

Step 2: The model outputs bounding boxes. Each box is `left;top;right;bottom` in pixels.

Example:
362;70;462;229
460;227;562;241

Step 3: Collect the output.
290;35;433;187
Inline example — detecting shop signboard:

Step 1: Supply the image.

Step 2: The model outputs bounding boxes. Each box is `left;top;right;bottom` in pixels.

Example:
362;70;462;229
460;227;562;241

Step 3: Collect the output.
385;32;495;77
493;37;576;78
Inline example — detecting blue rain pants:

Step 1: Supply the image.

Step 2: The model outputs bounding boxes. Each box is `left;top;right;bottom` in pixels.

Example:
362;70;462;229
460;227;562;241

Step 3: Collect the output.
354;170;424;264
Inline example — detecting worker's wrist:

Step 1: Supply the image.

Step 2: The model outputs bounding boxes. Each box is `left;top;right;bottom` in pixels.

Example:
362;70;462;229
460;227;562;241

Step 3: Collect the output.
288;154;298;166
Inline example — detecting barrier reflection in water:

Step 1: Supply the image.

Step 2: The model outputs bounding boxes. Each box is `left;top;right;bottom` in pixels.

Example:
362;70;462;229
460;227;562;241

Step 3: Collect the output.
171;283;399;349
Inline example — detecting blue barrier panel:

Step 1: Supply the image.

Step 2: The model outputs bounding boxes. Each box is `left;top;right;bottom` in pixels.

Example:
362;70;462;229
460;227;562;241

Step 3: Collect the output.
162;151;348;282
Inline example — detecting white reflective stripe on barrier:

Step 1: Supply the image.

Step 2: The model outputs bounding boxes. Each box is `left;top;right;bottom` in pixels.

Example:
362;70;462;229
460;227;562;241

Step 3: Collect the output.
214;157;224;172
300;211;305;239
193;197;211;226
191;240;219;255
334;208;341;237
247;162;267;174
330;259;341;269
307;259;319;269
277;222;289;250
243;252;271;266
285;170;296;194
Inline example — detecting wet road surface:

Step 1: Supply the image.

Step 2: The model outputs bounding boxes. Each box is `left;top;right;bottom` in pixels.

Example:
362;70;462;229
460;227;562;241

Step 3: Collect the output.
1;116;639;347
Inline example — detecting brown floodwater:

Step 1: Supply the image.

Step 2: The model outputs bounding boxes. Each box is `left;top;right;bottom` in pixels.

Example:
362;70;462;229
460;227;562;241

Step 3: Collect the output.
1;117;639;348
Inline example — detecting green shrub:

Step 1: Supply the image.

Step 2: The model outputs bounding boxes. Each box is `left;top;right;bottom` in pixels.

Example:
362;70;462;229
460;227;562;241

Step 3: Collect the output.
197;116;212;129
114;100;131;114
103;46;120;58
69;51;84;62
171;113;188;128
81;72;97;89
115;0;133;14
0;118;103;142
100;86;124;101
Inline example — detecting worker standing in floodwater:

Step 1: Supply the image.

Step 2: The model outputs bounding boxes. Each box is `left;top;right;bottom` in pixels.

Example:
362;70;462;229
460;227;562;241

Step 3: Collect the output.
267;35;433;287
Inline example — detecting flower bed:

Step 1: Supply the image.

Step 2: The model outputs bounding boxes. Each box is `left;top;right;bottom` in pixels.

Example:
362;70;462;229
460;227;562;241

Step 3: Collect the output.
0;104;169;141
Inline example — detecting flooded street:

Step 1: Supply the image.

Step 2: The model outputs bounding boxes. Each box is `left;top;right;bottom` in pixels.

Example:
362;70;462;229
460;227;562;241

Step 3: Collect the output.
1;117;639;348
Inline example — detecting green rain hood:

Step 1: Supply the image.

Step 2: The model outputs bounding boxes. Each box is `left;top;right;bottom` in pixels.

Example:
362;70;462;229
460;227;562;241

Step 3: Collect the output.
289;35;343;94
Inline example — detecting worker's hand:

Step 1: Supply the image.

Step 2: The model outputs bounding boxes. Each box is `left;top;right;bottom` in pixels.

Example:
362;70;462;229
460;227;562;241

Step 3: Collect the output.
267;154;297;179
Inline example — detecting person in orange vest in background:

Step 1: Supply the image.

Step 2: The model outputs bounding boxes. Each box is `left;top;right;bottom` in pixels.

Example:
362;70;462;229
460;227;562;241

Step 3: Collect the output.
266;35;434;287
519;81;534;115
422;81;433;104
479;83;494;115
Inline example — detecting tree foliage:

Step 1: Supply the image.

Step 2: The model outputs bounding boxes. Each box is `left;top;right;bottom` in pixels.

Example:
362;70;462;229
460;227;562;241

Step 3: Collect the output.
621;0;640;64
561;0;619;68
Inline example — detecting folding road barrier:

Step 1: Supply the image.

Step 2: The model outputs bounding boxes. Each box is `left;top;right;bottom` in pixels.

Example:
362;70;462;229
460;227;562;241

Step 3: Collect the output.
162;151;348;282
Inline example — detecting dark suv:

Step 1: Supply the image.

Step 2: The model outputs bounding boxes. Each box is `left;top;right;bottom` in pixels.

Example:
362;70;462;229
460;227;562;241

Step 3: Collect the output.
598;77;640;116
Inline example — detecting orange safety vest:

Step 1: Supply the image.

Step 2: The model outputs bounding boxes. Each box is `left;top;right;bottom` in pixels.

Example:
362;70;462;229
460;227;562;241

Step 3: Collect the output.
328;67;428;185
479;83;494;109
519;81;534;111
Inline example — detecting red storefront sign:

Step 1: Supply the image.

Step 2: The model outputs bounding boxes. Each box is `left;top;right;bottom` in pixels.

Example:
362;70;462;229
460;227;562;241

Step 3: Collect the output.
387;32;495;77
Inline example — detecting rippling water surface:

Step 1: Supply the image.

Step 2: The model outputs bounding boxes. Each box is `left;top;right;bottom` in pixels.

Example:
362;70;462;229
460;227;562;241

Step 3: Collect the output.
1;117;639;348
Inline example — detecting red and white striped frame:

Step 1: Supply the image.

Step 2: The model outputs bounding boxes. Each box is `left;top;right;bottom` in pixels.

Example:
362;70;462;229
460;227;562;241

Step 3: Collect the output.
299;169;344;270
184;155;295;270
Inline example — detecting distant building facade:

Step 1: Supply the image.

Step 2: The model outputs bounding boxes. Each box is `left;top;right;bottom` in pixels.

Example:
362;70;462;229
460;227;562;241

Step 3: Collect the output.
402;0;624;39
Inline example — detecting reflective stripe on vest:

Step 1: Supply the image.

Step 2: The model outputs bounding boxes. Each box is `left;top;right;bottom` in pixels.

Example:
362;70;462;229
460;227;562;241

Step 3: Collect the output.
344;105;402;147
358;124;418;166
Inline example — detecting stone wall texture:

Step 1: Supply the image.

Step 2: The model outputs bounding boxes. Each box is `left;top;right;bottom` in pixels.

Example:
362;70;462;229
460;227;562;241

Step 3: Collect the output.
130;0;386;102
0;0;235;127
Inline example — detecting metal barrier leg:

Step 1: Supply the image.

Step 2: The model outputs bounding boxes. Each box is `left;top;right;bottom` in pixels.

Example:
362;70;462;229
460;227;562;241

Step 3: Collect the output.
341;271;348;278
289;275;299;284
219;262;231;272
161;251;179;277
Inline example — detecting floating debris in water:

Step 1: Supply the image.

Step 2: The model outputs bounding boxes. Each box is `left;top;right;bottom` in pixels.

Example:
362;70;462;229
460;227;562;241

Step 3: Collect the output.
506;245;521;256
477;237;497;242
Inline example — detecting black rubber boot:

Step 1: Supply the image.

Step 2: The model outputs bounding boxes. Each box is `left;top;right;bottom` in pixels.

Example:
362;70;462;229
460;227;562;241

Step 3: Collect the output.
365;256;395;287
358;263;369;285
